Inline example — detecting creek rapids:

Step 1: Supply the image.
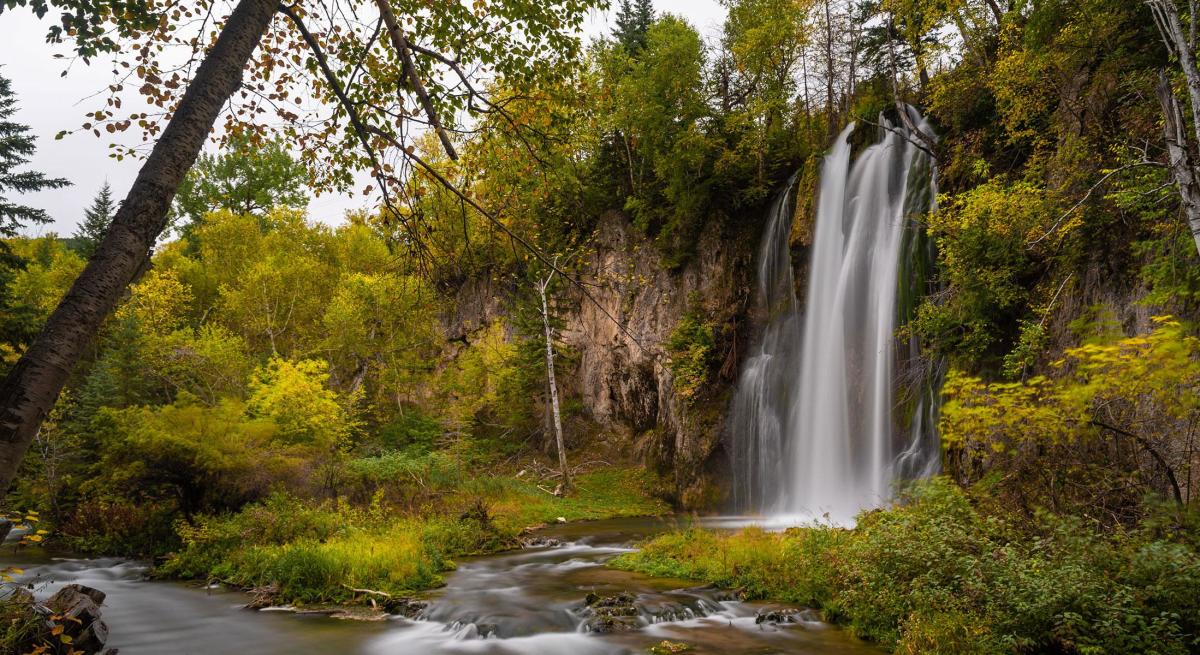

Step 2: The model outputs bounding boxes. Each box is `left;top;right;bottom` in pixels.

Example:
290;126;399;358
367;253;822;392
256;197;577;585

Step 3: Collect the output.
1;518;878;654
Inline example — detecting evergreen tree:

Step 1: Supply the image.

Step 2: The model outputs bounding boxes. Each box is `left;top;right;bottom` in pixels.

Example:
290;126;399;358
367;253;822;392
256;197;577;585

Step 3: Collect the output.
635;0;654;35
73;182;115;258
0;73;70;262
613;0;654;52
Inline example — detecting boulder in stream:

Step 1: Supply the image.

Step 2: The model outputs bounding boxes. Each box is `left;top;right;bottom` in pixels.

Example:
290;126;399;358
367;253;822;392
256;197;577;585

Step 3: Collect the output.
7;583;116;654
580;591;640;633
382;597;427;618
755;607;822;626
519;535;561;549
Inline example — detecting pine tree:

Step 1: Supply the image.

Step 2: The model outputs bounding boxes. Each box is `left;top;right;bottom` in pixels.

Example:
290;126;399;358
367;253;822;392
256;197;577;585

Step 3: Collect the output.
613;0;654;53
73;182;115;258
0;73;70;262
635;0;654;36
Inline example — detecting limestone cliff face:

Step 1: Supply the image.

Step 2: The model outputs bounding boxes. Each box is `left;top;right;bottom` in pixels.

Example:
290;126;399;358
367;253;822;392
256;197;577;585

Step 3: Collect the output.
557;211;755;507
440;210;761;509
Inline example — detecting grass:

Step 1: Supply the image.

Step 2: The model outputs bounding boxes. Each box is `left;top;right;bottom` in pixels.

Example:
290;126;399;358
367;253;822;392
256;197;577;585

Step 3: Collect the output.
464;467;669;531
0;590;41;654
612;524;847;607
160;466;668;605
611;478;1200;655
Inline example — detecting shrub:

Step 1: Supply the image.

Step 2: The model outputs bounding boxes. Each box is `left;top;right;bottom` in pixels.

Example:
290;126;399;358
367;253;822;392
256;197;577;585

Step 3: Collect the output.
615;479;1200;653
665;307;715;402
160;492;344;579
941;317;1200;523
59;498;179;557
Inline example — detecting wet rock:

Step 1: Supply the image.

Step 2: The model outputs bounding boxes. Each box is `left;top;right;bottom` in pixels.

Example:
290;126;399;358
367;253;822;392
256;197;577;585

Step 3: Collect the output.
755;607;821;626
580;591;641;633
382;597;427;618
33;584;112;654
520;536;561;549
649;641;694;654
639;599;707;624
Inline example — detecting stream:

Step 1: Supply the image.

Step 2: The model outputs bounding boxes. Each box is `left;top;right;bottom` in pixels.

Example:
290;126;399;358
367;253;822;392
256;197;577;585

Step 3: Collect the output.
1;518;878;654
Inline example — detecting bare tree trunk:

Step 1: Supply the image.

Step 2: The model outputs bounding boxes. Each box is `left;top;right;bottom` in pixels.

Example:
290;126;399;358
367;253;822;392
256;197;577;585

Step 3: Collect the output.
537;271;570;493
1150;0;1200;151
822;0;837;134
1156;71;1200;256
843;14;861;117
0;0;278;494
801;49;813;142
982;0;1004;25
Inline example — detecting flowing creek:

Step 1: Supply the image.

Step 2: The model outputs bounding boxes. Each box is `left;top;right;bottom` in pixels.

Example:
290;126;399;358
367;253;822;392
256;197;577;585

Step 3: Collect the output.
2;518;878;654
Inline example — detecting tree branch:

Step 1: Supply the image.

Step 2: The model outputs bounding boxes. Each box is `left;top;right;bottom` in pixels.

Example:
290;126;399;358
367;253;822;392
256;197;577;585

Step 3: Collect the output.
1090;419;1184;507
373;0;458;161
1027;162;1164;247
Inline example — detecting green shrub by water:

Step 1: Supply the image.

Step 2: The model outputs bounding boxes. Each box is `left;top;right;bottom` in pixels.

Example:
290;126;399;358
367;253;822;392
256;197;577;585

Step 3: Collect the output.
161;467;668;605
612;479;1200;654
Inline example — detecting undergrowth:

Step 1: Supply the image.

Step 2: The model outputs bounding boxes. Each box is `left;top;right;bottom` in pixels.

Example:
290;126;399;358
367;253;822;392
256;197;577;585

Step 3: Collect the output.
160;466;667;605
611;479;1200;654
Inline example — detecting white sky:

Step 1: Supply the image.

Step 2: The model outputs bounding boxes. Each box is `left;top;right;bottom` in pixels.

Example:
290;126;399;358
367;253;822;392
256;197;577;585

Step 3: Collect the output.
0;1;726;236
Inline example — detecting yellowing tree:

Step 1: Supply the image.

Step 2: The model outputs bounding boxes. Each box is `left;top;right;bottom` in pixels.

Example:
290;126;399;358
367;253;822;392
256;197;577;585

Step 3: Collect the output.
941;317;1200;518
247;357;360;450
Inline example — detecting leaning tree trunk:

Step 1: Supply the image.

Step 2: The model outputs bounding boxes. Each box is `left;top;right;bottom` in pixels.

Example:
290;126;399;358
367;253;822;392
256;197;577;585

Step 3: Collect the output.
1156;71;1200;257
0;0;279;494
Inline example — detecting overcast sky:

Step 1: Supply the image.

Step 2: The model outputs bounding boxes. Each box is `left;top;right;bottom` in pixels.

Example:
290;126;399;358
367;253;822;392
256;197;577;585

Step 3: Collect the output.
0;1;726;236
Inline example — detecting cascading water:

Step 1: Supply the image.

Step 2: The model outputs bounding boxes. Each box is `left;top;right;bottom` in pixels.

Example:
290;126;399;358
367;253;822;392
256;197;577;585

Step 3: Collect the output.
728;109;941;524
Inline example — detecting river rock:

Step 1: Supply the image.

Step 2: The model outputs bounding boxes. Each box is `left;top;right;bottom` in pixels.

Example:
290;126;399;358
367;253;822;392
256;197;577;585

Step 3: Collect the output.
580;591;641;633
519;535;561;549
382;597;427;618
755;607;821;626
21;584;115;654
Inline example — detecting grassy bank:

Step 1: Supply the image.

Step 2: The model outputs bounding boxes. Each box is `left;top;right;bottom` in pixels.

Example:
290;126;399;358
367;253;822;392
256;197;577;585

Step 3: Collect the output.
159;466;667;605
612;479;1200;655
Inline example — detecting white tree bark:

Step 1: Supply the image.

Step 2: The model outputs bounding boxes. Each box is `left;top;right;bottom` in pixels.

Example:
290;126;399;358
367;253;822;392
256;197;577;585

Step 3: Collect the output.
537;265;571;493
1148;1;1200;255
1149;0;1200;151
1156;72;1200;256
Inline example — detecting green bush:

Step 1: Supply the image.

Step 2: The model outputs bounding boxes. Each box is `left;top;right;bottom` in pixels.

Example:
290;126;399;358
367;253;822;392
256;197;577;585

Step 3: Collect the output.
160;492;344;579
375;411;443;455
161;467;668;604
665;307;715;402
615;479;1200;653
60;498;180;557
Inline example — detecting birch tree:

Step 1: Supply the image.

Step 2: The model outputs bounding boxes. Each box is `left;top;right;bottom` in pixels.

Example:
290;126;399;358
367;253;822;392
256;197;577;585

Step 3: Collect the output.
1148;0;1200;256
535;258;571;494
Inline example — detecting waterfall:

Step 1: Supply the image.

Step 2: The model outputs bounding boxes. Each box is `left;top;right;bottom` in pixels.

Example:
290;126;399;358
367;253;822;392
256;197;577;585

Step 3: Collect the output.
727;109;941;523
